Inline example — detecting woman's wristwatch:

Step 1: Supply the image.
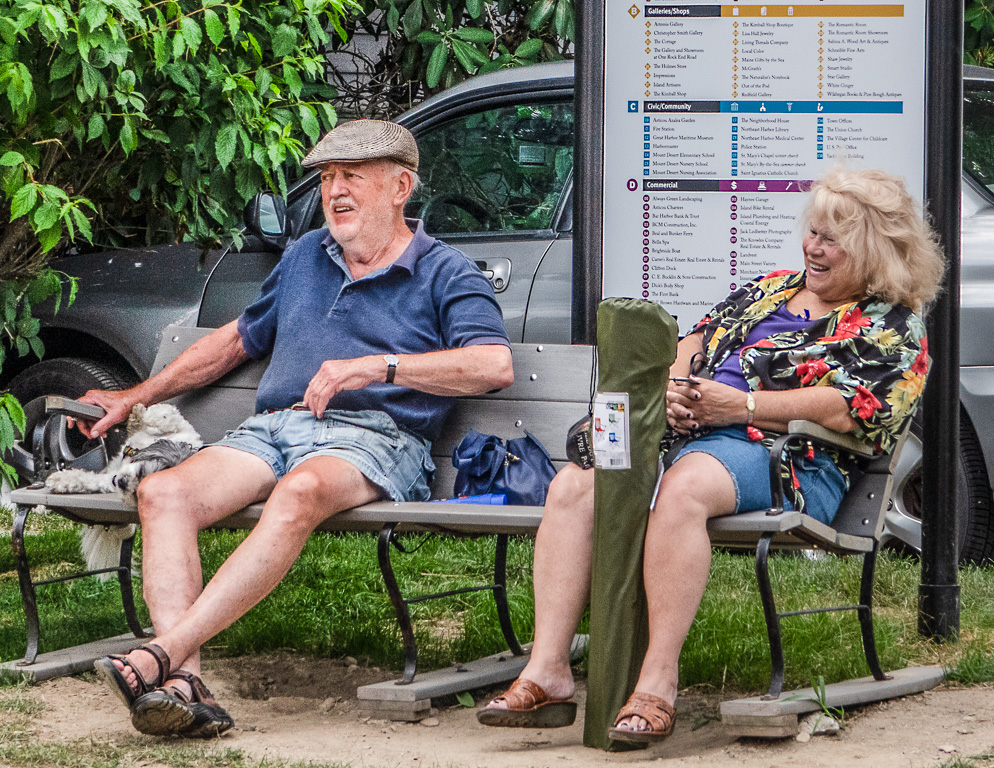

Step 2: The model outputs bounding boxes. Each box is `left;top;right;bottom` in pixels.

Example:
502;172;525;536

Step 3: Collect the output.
745;392;756;425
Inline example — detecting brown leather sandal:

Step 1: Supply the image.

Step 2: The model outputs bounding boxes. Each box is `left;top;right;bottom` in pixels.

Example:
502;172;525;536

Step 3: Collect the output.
131;671;234;738
93;643;171;708
476;678;577;728
607;691;676;743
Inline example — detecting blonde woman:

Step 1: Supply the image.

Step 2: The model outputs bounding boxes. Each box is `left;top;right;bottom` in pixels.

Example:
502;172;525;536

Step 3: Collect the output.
479;168;945;742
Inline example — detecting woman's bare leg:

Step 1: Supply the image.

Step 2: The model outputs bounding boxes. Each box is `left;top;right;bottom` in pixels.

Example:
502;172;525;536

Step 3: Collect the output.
487;464;594;705
616;452;736;732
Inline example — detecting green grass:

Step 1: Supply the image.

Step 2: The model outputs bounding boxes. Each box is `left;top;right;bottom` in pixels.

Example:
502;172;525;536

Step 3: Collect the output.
2;510;993;695
939;748;994;768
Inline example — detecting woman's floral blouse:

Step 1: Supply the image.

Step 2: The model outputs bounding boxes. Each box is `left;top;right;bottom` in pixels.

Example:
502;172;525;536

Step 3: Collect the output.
677;269;928;513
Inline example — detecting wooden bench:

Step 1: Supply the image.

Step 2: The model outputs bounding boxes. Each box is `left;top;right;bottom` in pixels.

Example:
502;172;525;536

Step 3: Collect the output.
8;323;919;723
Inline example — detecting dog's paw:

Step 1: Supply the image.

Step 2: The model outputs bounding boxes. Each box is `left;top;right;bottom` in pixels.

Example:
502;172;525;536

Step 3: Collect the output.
46;469;115;494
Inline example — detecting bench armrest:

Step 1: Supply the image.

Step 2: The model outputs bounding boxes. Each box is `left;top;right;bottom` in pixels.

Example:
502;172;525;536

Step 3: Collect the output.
786;420;875;458
766;420;875;515
44;396;107;421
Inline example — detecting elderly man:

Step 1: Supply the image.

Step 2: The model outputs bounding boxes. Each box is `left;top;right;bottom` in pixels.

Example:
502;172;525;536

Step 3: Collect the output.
75;120;513;737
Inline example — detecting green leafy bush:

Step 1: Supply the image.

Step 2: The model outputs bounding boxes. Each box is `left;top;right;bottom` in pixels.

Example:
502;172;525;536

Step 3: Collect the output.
330;0;574;117
1;0;359;270
966;0;994;66
0;270;76;488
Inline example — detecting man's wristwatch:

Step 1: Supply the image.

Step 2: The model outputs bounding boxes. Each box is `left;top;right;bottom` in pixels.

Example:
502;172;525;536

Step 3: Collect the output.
384;354;399;384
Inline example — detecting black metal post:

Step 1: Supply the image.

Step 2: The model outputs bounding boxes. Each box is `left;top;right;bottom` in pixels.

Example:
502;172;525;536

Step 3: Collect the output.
572;2;604;345
920;0;962;640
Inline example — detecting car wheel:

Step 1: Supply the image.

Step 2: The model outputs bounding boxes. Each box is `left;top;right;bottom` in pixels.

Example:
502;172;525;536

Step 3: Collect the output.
886;406;994;565
5;358;137;486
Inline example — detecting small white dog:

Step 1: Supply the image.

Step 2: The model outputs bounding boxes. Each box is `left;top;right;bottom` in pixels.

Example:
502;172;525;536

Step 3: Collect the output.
45;403;202;575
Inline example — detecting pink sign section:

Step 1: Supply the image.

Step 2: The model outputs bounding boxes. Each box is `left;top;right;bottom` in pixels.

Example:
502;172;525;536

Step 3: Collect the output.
718;180;813;193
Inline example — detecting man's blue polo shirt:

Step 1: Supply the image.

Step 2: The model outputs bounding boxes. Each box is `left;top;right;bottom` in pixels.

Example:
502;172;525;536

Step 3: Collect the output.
236;219;509;442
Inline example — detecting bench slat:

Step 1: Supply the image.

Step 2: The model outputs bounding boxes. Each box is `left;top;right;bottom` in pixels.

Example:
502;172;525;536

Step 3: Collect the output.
10;488;543;535
153;326;595;402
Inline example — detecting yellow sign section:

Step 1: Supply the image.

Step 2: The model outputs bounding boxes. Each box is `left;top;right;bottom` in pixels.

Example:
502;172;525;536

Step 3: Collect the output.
721;5;903;16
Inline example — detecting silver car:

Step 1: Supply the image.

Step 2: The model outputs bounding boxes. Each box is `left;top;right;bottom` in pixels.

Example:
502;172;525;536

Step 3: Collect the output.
5;62;994;564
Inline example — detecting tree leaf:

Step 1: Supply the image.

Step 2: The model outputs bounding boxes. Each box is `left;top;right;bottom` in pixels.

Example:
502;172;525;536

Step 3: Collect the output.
37;224;62;253
298;104;320;143
0;411;14;454
180;17;203;51
3;394;26;436
525;0;556;30
426;41;447;88
272;25;296;57
153;30;169;68
283;63;302;97
10;184;38;220
28;334;45;361
450;39;476;73
227;6;241;40
402;0;423;39
204;9;224;46
87;113;105;141
453;27;494;44
0;151;24;167
120;116;137;155
386;3;400;35
49;52;78;80
216;122;238;168
32;201;59;230
514;37;543;58
465;0;482;18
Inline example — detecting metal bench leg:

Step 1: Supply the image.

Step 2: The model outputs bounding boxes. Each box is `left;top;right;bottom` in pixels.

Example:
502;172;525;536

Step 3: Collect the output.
493;534;524;656
858;543;890;682
117;532;148;640
755;533;785;700
11;504;41;665
377;524;419;685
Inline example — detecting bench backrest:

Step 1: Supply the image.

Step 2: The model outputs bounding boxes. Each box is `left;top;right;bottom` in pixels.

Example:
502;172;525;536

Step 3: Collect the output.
152;326;594;498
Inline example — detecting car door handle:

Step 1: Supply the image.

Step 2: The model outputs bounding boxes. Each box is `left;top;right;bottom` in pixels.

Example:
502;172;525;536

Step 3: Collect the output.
475;258;512;293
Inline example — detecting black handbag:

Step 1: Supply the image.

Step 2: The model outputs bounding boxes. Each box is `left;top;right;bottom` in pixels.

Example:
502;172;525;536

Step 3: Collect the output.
452;430;557;506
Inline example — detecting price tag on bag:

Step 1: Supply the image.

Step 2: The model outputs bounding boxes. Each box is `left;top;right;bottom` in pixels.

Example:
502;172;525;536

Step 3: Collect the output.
592;392;631;470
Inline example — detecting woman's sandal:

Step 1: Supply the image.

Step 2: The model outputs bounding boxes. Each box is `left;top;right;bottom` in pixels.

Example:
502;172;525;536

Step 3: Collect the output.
130;671;234;738
476;678;577;728
93;643;171;708
607;691;676;743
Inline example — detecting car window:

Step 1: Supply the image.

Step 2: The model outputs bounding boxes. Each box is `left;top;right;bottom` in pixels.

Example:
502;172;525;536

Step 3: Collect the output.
964;85;994;195
407;102;574;235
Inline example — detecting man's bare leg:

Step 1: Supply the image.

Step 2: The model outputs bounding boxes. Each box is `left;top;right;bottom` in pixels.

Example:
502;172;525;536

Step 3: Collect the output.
123;456;380;699
487;464;594;707
108;446;277;694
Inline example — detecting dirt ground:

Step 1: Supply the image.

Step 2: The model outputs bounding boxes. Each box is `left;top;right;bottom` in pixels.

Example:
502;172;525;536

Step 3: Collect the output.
16;654;994;768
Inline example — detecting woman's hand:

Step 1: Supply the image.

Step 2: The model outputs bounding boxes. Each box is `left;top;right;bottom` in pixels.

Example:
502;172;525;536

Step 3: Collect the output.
666;377;747;433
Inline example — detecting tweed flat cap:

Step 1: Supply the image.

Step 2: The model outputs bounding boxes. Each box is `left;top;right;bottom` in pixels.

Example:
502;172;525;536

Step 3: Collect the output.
302;119;419;172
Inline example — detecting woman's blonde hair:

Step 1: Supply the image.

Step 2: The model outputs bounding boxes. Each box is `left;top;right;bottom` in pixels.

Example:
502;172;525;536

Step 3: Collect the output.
803;167;946;312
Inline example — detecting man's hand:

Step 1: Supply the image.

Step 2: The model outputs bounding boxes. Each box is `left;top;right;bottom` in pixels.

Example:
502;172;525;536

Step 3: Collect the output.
302;357;377;418
71;388;140;439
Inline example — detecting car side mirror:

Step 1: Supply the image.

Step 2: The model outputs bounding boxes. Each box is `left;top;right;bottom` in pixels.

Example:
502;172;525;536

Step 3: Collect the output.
243;193;287;251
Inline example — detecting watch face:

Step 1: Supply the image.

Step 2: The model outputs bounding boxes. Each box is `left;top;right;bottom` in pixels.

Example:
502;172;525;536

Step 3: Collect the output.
384;355;399;365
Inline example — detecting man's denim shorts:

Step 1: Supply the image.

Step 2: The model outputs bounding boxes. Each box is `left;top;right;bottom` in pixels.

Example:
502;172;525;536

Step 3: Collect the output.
214;408;434;502
669;425;847;525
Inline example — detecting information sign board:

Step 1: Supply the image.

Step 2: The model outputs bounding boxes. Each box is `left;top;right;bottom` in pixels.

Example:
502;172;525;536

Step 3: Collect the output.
601;1;926;332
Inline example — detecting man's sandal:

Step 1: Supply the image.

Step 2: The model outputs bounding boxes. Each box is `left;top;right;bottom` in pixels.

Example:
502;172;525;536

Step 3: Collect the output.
476;678;577;728
607;692;676;743
93;643;171;708
131;671;234;738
